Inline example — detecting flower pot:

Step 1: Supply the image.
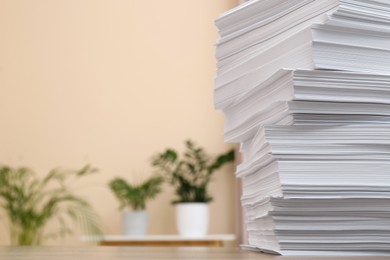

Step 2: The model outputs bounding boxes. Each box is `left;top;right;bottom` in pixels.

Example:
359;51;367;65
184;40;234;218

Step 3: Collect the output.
122;210;148;236
176;203;209;237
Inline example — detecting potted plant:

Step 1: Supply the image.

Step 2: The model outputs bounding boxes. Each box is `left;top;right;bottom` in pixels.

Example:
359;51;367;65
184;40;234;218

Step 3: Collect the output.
151;140;234;237
0;164;102;246
108;175;163;236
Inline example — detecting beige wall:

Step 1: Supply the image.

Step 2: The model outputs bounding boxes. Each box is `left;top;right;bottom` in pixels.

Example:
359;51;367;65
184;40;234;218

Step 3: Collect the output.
0;0;238;245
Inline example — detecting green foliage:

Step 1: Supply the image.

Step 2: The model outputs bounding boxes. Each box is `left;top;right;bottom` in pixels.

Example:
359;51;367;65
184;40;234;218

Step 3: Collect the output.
151;140;235;204
0;164;102;246
109;175;163;211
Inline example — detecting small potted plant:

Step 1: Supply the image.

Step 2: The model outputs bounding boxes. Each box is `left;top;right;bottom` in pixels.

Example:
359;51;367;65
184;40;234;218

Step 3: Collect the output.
152;140;234;237
108;175;163;236
0;164;102;246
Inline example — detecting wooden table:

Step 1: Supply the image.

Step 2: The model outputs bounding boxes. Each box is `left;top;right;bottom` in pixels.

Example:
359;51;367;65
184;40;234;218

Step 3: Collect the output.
97;234;236;247
0;247;389;260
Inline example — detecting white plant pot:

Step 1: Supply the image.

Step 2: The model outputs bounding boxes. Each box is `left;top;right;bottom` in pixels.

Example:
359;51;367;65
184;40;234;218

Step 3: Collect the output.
176;203;209;237
122;210;148;236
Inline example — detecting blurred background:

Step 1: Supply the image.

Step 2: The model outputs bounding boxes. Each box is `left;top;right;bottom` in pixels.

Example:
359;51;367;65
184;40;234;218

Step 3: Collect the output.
0;0;239;245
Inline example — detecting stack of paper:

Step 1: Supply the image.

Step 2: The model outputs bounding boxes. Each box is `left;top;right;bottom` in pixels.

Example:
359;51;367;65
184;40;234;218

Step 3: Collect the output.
240;125;390;198
224;69;390;142
214;0;338;109
214;0;390;256
244;197;390;255
215;0;390;110
313;0;390;73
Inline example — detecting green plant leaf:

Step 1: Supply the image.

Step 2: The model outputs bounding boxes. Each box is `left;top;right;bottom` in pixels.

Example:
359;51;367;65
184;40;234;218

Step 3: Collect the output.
151;140;235;203
0;164;102;246
108;175;163;211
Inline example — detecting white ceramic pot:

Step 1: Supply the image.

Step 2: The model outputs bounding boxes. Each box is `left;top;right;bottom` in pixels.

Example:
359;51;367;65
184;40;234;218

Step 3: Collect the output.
176;203;209;237
122;210;148;236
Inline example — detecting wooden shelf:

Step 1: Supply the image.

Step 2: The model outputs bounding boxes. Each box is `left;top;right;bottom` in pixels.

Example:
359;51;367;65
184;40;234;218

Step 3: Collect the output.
95;234;236;247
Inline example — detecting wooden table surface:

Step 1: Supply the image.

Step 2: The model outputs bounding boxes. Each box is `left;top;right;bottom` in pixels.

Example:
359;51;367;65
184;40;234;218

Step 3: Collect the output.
1;247;390;260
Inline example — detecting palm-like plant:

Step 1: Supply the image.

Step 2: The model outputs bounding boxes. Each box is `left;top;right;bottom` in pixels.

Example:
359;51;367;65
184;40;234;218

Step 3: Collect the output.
151;140;235;204
0;164;102;246
109;176;163;211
